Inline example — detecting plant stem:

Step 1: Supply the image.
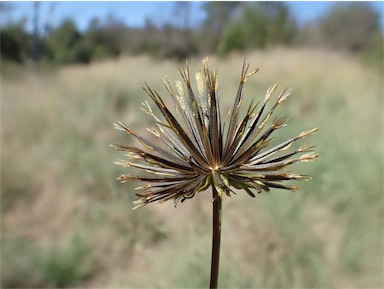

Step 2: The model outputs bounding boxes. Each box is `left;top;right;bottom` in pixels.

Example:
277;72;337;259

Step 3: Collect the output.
209;186;222;289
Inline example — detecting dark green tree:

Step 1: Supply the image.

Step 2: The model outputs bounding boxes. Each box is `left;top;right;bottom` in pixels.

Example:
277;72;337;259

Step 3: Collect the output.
80;15;126;61
0;21;31;63
217;24;246;56
45;19;81;64
200;2;242;53
217;2;297;56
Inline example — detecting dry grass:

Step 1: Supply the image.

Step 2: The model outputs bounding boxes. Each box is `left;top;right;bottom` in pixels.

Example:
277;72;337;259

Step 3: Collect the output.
1;48;383;288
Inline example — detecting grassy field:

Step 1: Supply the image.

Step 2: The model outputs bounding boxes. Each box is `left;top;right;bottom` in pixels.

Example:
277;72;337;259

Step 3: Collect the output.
1;48;383;288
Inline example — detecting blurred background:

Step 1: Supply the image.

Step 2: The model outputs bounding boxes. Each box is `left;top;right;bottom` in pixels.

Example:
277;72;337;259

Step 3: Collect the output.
1;1;383;288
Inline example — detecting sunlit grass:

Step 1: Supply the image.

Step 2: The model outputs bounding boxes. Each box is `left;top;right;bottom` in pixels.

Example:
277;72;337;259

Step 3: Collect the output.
1;48;382;288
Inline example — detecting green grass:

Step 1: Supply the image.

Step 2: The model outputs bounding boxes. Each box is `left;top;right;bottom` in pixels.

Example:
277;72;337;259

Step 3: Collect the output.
1;48;383;288
2;234;94;288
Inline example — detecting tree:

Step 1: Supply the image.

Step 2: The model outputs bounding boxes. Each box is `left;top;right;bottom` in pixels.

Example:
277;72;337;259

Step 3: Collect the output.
317;2;381;52
45;19;81;63
200;2;242;53
0;21;31;63
217;24;246;56
217;2;297;56
80;15;125;61
263;2;296;45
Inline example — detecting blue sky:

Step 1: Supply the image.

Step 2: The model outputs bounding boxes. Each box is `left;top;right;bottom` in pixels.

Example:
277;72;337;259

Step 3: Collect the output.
2;1;383;32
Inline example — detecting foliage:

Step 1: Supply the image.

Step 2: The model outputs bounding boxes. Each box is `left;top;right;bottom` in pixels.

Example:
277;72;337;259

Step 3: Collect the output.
0;2;381;65
43;18;124;64
40;236;93;288
81;17;124;60
45;19;82;64
217;24;247;56
0;21;31;63
1;235;94;288
317;2;381;52
218;2;297;56
201;2;242;52
299;2;382;66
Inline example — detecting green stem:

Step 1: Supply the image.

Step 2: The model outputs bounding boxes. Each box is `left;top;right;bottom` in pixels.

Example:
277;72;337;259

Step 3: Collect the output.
209;186;222;289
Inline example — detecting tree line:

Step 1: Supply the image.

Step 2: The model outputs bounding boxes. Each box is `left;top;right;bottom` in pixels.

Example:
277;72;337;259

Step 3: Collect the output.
1;2;382;65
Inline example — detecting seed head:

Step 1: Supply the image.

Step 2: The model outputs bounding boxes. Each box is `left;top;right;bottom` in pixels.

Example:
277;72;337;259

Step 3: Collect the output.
112;58;318;209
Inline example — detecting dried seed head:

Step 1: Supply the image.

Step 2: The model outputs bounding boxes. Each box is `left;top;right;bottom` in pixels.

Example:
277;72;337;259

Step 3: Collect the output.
112;58;318;208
